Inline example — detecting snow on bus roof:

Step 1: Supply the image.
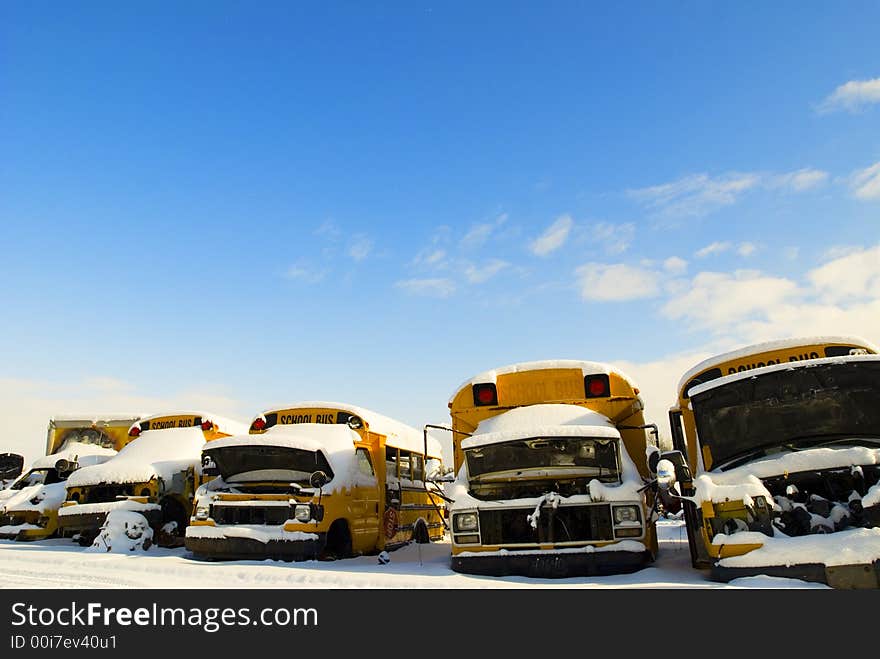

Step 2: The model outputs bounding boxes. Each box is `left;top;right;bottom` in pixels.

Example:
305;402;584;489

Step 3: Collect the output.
50;414;145;425
207;424;362;456
137;411;248;434
449;360;637;404
677;335;878;394
688;354;880;399
257;401;438;457
462;404;619;449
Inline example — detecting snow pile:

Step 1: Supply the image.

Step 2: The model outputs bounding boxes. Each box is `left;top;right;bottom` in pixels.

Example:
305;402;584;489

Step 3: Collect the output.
714;446;880;482
864;483;880;508
0;481;68;515
456;540;647;557
692;473;773;507
58;500;160;518
31;441;117;469
716;527;880;568
67;427;210;487
86;510;154;553
463;404;618;449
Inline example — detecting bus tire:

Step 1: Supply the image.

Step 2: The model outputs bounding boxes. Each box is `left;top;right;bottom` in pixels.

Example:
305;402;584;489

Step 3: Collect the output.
322;520;353;560
411;519;430;544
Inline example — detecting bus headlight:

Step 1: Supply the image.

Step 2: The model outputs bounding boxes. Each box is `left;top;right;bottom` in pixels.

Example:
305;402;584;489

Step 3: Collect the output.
194;505;210;520
294;504;312;522
613;505;639;524
453;512;478;532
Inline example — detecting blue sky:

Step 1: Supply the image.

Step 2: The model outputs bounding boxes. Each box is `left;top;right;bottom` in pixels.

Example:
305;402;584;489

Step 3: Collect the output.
2;2;879;458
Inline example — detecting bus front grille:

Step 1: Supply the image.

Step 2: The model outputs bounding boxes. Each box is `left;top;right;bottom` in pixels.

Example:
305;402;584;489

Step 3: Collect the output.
210;505;290;526
478;504;614;545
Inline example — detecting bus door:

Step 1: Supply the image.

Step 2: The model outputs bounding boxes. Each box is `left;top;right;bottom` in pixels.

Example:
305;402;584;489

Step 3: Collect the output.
349;444;381;553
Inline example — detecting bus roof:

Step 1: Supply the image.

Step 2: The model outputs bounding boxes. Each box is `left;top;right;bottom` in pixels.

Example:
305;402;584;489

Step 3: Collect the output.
676;335;878;396
136;412;248;435
449;359;637;405
256;401;439;457
49;414;145;427
688;354;880;398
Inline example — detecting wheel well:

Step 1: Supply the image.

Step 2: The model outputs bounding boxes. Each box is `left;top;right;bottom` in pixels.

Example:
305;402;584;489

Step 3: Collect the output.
325;519;352;557
411;517;430;544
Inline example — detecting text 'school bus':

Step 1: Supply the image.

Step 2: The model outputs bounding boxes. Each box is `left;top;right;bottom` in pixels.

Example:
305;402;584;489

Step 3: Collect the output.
57;412;247;547
662;336;880;588
446;360;660;578
185;402;446;561
0;415;141;541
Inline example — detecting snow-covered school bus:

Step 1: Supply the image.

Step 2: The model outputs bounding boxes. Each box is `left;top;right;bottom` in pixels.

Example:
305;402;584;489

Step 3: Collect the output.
185;402;446;560
0;415;140;541
446;361;659;577
57;412;247;547
664;336;880;588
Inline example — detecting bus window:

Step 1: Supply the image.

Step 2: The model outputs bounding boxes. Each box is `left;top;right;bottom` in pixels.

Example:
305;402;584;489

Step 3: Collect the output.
385;447;398;479
398;451;412;480
412;454;424;482
355;448;375;478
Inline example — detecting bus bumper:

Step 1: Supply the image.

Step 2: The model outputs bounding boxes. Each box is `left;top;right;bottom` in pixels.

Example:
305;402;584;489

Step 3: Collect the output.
185;533;326;562
0;513;55;541
57;508;162;536
711;561;880;589
451;549;652;578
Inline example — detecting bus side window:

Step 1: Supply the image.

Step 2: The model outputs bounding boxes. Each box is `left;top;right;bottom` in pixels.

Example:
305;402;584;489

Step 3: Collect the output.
385;447;398;479
355;448;375;478
412;454;424;482
399;451;412;481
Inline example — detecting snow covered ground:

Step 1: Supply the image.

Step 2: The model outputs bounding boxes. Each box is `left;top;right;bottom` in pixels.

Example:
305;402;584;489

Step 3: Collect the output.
0;520;827;589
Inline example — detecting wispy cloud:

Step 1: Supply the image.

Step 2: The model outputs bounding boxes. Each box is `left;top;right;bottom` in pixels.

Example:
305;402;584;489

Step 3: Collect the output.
461;213;508;249
464;259;509;284
284;262;327;283
394;278;456;298
530;215;573;256
348;234;374;262
590;222;635;255
663;256;688;275
818;77;880;114
767;168;829;191
314;219;342;240
574;263;661;301
628;172;760;218
850;161;880;200
695;241;731;258
413;248;447;267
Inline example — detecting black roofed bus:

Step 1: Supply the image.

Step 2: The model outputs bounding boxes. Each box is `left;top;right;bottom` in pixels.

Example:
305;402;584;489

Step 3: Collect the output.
663;336;880;588
185;402;447;561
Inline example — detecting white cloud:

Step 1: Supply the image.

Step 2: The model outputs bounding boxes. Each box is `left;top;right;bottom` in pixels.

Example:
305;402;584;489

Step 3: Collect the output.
574;263;661;301
394;278;456;298
461;213;508;249
768;168;829;191
660;244;880;346
662;270;801;328
313;219;342;240
464;259;509;284
628;172;760;218
737;242;757;257
818;77;880;113
284;263;326;283
663;256;688;275
590;222;635;255
695;241;731;258
530;215;573;256
850;161;880;200
808;245;880;303
413;248;447;268
348;234;373;262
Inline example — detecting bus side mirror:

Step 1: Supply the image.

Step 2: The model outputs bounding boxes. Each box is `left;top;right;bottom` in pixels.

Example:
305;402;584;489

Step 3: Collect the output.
646;446;661;474
310;471;329;489
55;458;78;474
201;454;220;477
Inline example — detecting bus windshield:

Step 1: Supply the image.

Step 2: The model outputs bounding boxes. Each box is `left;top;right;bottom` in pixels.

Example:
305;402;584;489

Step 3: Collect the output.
692;360;880;470
465;437;621;482
204;445;334;484
11;468;62;489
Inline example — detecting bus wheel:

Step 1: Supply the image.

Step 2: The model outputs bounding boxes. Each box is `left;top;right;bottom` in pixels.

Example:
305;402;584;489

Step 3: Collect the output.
411;519;430;544
322;520;353;560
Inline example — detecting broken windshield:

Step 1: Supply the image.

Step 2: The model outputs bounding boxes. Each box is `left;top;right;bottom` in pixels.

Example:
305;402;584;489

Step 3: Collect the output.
202;445;334;484
465;436;621;482
691;359;880;470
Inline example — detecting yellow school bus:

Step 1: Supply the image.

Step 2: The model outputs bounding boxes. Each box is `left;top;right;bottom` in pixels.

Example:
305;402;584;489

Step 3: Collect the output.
0;415;141;541
185;402;446;561
57;412;246;546
665;336;880;588
446;360;659;578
